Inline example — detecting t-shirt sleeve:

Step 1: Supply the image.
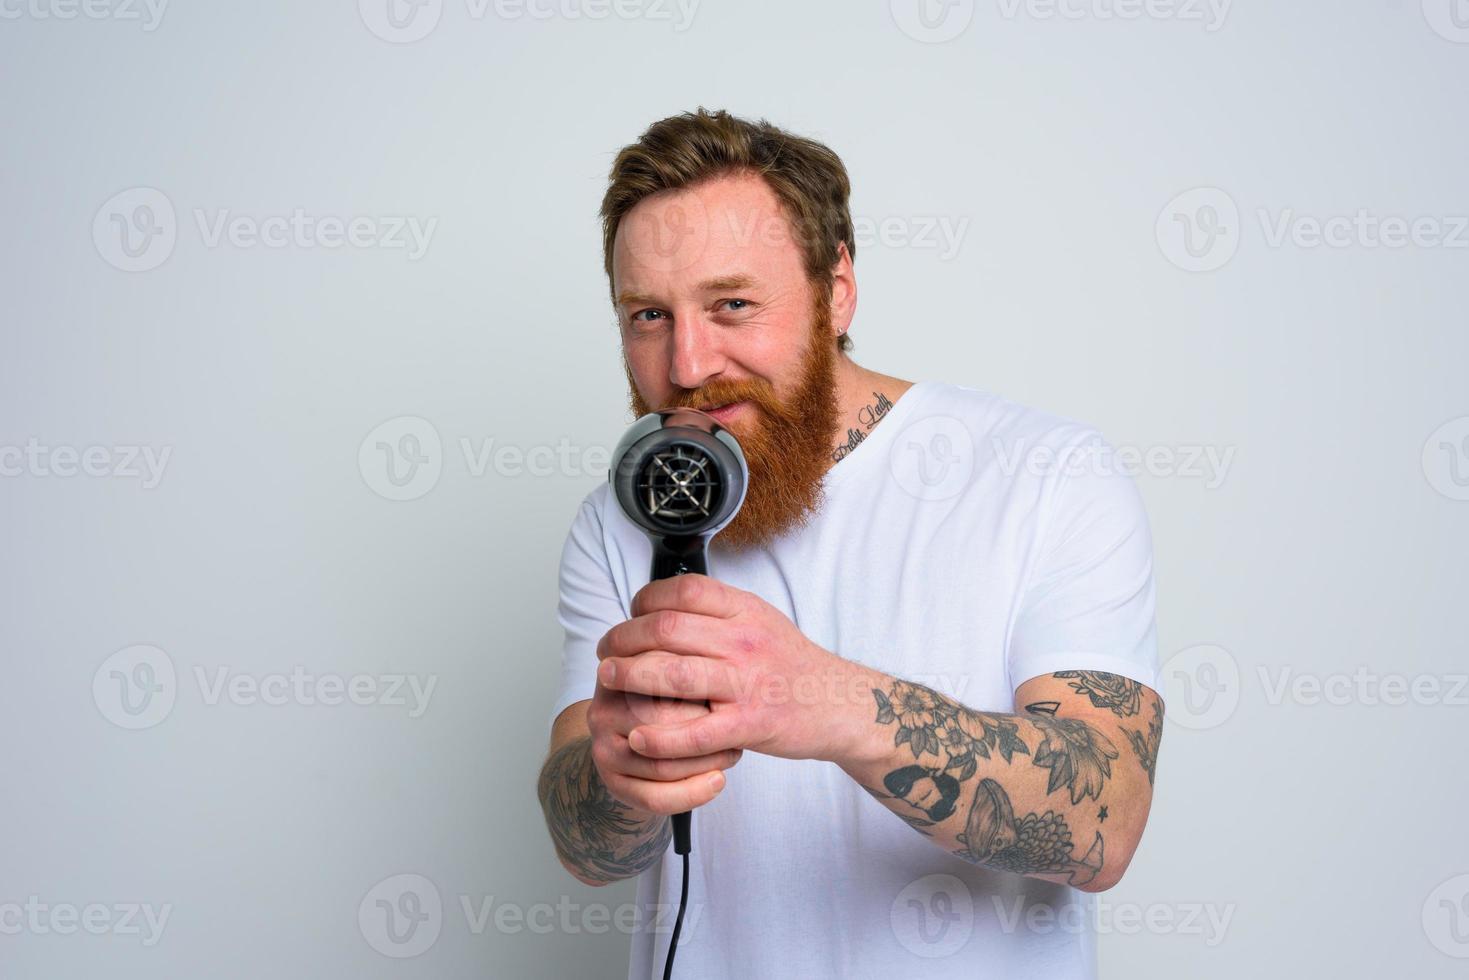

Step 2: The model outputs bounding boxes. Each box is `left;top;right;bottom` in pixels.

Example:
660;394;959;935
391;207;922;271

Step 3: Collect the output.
1006;433;1161;695
547;495;628;734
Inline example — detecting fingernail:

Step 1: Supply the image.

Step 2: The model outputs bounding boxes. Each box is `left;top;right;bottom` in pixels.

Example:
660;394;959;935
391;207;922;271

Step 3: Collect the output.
707;771;724;790
629;730;645;753
599;661;615;685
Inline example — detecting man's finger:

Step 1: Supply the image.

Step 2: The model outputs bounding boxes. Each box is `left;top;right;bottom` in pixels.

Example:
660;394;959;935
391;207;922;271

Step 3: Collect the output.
628;713;744;759
599;653;743;702
630;573;744;620
601;767;729;816
597;609;734;661
593;685;709;735
603;737;743;782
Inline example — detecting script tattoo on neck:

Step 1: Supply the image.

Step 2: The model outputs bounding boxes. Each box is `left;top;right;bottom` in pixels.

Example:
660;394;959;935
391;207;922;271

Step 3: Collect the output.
537;736;670;884
832;390;896;462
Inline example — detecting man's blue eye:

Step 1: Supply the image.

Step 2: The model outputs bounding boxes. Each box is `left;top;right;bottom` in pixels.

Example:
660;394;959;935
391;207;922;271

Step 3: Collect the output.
632;310;665;322
723;299;749;311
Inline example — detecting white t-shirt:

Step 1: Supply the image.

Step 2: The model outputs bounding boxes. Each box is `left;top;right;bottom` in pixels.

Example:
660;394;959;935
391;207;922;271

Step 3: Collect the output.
549;381;1160;980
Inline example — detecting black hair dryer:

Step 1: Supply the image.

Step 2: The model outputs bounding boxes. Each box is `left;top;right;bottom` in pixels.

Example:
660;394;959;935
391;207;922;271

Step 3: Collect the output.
608;408;748;854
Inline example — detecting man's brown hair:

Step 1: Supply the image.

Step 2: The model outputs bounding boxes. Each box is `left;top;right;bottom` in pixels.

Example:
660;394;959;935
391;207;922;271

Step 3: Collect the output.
600;107;857;353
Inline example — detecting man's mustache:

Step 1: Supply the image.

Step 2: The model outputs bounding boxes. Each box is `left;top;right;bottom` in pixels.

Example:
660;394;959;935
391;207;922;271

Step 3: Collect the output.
665;382;777;413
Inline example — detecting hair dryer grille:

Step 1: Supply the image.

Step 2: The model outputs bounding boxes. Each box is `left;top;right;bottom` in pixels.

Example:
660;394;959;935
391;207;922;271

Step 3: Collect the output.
610;408;747;541
634;443;723;530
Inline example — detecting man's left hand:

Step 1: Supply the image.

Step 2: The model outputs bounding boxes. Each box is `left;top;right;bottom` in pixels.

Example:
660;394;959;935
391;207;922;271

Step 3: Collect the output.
595;574;871;764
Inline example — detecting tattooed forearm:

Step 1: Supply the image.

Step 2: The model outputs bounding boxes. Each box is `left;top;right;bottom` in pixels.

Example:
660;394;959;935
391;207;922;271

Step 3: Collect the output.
872;679;1115;805
1026;711;1119;805
536;736;670;884
847;675;1153;891
955;778;1105;888
1124;699;1164;785
1054;670;1142;717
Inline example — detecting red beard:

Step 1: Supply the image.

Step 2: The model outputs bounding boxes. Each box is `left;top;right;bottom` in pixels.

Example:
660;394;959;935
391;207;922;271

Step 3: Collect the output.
626;290;840;551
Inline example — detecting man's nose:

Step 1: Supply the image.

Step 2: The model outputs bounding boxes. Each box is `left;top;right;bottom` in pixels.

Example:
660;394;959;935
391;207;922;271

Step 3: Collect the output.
668;314;726;391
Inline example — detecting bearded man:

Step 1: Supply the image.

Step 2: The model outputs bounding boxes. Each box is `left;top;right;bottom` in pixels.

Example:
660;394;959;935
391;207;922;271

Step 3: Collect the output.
537;108;1165;980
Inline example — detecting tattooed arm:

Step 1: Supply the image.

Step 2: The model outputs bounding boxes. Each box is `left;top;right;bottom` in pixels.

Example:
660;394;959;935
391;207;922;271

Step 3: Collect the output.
581;575;1159;890
538;688;741;887
835;666;1164;893
537;701;671;887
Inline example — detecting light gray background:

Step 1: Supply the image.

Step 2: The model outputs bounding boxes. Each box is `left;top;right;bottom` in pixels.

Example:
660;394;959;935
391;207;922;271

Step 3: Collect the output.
2;0;1466;976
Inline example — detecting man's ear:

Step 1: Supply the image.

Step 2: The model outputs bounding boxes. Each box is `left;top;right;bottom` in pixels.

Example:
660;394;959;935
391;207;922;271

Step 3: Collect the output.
829;241;857;338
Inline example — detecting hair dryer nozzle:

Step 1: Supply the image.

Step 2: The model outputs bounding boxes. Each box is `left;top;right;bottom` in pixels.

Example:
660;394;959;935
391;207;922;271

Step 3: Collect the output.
609;408;748;541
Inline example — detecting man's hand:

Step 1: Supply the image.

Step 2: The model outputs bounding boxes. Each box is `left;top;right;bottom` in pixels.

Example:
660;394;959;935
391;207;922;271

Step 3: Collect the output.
595;573;869;765
584;652;743;817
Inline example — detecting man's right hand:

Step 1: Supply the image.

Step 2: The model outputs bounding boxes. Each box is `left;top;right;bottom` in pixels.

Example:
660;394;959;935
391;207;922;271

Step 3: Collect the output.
585;675;742;816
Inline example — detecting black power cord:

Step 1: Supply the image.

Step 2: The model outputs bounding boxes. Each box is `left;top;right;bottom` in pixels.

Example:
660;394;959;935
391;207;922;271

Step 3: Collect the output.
662;740;698;978
661;848;691;980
